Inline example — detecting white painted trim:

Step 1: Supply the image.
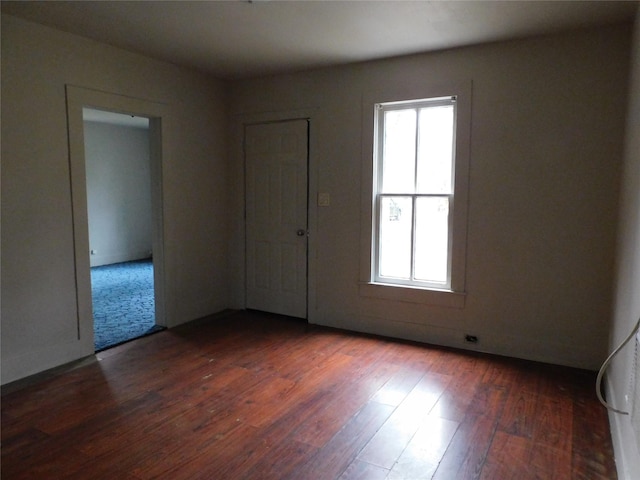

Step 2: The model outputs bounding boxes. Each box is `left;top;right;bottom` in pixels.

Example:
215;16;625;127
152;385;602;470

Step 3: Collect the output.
65;85;170;357
359;282;466;308
310;312;606;370
231;107;320;318
90;252;152;268
607;374;640;480
359;80;472;307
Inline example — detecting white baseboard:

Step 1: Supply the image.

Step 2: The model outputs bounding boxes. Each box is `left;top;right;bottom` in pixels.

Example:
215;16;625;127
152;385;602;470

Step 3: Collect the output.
90;251;151;267
607;375;640;480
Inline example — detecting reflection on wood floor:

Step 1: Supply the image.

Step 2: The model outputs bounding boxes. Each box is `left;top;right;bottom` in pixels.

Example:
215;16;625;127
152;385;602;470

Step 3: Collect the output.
1;310;616;479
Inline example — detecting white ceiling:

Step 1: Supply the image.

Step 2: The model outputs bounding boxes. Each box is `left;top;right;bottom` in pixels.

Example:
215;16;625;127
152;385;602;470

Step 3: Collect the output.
2;1;638;79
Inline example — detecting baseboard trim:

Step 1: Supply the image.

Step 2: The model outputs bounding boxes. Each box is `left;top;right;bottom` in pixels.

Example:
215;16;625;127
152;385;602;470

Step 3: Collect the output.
607;375;640;479
1;355;97;396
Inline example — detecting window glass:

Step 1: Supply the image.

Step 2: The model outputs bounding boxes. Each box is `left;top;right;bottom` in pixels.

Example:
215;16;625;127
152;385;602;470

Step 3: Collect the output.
378;196;412;279
382;109;416;193
417;105;454;194
414;196;449;283
374;97;457;289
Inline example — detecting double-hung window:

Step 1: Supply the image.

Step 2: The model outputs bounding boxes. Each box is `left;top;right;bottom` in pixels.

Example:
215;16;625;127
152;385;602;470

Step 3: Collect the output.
373;96;458;290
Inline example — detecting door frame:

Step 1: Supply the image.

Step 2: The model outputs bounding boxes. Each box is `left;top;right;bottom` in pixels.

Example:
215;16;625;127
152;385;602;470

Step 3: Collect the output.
66;85;169;353
231;108;318;317
244;118;310;318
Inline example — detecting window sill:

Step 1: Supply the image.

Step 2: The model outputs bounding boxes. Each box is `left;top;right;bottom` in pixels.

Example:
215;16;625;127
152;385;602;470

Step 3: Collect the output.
359;282;466;309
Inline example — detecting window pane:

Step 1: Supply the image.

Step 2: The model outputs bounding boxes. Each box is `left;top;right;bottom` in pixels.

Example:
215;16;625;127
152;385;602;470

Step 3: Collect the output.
417;105;454;194
379;196;412;279
414;197;449;283
382;109;416;193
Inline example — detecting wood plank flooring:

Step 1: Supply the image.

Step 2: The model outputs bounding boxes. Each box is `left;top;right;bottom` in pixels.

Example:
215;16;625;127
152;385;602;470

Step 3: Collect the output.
1;310;616;479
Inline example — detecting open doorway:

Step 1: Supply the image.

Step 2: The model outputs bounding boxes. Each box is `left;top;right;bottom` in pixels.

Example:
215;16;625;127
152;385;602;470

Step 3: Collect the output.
83;109;163;351
66;85;168;357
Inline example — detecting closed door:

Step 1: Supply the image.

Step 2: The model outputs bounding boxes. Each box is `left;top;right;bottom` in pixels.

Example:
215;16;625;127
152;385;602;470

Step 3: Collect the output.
245;119;309;318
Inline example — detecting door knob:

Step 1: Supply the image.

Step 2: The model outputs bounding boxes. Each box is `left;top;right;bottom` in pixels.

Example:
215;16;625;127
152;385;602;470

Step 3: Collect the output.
296;229;306;237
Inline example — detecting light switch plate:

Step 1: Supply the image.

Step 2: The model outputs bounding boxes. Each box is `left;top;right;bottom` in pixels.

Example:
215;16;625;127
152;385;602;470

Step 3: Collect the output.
318;192;330;207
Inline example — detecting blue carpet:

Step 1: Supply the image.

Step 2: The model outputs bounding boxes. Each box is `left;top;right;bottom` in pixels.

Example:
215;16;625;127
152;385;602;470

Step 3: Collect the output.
91;259;164;352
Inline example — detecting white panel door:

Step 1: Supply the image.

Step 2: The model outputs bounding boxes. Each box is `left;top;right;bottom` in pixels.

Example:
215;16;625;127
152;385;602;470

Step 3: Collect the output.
245;120;308;318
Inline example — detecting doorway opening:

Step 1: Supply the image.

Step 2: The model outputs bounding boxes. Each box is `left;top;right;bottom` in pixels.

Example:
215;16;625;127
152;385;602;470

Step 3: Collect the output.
83;109;164;351
66;85;168;356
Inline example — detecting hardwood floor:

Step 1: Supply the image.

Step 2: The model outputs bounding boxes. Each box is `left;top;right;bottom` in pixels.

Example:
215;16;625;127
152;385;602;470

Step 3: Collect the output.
1;310;616;479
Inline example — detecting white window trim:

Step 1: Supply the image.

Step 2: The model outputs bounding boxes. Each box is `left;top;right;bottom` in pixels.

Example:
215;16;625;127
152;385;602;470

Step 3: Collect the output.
358;81;472;308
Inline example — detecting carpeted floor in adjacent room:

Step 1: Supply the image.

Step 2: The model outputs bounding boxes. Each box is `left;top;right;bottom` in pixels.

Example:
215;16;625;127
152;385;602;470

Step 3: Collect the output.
91;259;164;351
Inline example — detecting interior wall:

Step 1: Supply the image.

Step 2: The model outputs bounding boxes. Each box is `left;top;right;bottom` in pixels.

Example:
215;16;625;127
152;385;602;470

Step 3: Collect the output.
84;120;152;267
0;11;633;387
229;24;632;370
1;14;230;384
607;8;640;480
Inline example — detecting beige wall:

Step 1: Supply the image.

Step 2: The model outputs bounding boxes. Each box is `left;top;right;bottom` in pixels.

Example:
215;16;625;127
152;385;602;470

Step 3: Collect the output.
229;24;632;370
84;121;152;267
1;15;230;384
1;13;634;386
608;8;640;479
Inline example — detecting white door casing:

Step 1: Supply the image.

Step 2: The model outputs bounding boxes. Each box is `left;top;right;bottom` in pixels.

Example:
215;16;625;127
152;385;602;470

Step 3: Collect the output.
245;120;309;318
66;85;168;356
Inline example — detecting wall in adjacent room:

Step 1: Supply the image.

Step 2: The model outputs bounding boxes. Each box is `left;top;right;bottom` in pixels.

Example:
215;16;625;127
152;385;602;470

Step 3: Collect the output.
229;24;632;370
607;8;640;480
1;14;230;384
84;120;152;267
